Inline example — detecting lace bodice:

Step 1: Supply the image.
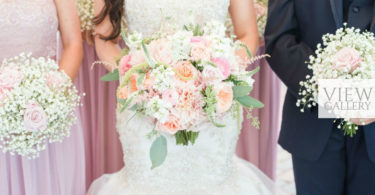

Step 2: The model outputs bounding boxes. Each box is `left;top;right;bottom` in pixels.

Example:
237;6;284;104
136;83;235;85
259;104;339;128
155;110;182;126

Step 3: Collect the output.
117;111;241;192
125;0;230;36
0;0;58;62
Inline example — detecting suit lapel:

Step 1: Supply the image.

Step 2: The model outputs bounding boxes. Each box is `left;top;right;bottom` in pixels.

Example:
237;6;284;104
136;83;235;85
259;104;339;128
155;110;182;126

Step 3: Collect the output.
371;3;375;32
330;0;344;29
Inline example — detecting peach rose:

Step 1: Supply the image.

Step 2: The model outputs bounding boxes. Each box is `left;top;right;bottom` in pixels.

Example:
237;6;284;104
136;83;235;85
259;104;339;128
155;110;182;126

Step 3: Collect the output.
214;83;233;114
23;102;48;131
118;86;131;99
149;39;174;65
119;55;132;76
142;72;155;89
332;47;362;72
190;42;211;61
129;74;138;92
174;61;197;81
212;57;231;79
158;114;181;134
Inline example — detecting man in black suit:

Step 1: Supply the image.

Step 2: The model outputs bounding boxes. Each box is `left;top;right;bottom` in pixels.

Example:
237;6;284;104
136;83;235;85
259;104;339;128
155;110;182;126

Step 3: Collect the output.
265;0;375;194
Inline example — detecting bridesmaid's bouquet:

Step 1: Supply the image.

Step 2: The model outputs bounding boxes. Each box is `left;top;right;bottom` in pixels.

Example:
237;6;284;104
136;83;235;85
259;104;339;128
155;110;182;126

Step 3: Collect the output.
297;26;375;136
103;21;266;168
0;53;82;158
254;0;268;37
75;0;94;32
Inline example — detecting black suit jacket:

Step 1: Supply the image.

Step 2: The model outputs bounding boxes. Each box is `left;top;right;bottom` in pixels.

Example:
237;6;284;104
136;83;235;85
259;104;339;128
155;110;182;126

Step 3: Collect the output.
265;0;375;162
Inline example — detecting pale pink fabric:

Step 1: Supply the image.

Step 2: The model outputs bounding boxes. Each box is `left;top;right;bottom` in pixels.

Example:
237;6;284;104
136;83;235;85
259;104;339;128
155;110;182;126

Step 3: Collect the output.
236;46;281;180
76;43;123;190
0;0;86;194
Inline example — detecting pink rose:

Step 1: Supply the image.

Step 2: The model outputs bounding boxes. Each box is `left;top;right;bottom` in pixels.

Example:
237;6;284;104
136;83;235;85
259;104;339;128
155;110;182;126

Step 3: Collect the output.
119;55;133;76
162;89;179;106
157;114;181;134
332;47;362;72
24;102;48;131
129;50;146;66
190;36;207;44
212;57;231;79
214;83;233;114
149;39;174;65
45;72;67;90
254;3;267;17
202;65;224;84
190;43;211;61
0;66;23;90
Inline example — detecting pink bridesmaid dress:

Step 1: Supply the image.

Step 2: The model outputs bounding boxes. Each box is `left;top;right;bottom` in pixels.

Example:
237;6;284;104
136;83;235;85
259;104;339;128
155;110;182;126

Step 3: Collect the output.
0;0;85;194
236;46;282;180
75;42;123;189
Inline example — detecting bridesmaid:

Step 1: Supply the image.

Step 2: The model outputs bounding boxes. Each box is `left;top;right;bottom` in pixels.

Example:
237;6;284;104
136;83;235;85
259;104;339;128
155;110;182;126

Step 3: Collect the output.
236;2;282;179
0;0;85;194
75;1;123;189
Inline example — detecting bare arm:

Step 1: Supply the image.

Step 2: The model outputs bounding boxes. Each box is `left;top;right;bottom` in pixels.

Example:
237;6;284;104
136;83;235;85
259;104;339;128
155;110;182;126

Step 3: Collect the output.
229;0;259;57
93;0;122;71
55;0;83;81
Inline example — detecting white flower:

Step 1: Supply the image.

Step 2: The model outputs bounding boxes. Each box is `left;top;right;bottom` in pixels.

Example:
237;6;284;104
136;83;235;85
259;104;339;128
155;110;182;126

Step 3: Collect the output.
145;97;172;123
150;65;175;91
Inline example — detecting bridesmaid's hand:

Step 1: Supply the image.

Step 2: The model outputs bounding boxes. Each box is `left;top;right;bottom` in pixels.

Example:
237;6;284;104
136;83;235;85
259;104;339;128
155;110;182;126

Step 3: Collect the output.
55;0;83;82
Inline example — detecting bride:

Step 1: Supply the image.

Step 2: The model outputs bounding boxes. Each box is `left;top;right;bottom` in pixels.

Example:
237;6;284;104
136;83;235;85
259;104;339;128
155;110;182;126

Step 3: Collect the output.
89;0;275;194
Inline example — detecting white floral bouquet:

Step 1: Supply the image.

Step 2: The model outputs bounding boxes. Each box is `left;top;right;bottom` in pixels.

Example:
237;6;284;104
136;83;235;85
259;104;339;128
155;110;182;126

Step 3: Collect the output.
0;53;82;158
76;0;94;32
297;26;375;136
102;21;266;168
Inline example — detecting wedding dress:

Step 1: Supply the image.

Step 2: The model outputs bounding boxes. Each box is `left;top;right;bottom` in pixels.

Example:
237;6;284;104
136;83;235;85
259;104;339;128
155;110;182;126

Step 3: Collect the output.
88;0;275;194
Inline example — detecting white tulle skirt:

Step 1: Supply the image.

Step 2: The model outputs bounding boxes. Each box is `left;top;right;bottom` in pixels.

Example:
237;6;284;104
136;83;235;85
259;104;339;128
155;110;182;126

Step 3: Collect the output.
88;156;275;195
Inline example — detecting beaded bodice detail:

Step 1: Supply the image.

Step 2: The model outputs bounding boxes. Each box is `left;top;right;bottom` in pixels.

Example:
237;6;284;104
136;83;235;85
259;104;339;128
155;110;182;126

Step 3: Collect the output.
117;111;241;191
125;0;230;36
0;0;58;61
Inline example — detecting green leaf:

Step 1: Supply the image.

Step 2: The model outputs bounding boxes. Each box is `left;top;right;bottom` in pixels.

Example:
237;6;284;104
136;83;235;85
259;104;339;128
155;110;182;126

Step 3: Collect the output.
101;69;119;81
233;86;253;98
142;41;156;67
136;73;145;88
240;43;253;59
247;66;260;77
150;135;168;169
188;131;199;144
129;103;138;111
120;97;134;113
236;96;264;108
121;30;131;46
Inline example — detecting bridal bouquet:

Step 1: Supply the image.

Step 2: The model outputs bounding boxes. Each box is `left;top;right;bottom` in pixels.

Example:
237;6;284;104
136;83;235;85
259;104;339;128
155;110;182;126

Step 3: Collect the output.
0;53;82;158
103;21;265;168
297;26;375;136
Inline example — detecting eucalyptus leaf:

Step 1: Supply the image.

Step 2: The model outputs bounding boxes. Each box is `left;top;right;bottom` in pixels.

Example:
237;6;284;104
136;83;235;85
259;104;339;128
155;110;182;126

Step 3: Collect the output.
236;96;264;108
136;73;145;88
233;86;253;98
101;69;119;81
120;97;134;113
129;103;138;111
150;135;168;169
